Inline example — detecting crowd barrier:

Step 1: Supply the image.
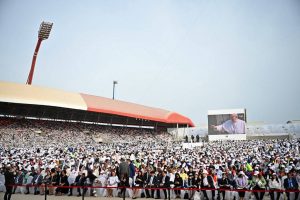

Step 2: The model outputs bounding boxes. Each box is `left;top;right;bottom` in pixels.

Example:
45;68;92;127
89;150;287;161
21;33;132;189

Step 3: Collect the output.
5;184;300;200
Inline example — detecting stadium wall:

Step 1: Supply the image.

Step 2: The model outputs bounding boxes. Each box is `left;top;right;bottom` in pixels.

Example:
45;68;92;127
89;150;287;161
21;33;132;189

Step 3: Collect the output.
168;123;300;140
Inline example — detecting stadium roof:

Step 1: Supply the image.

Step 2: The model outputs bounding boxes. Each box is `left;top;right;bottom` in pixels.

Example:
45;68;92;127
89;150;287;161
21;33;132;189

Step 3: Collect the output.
0;81;194;128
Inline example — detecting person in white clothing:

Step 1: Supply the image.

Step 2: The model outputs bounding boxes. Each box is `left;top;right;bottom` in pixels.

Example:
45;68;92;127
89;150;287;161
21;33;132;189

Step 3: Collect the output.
106;171;119;197
211;113;245;134
235;171;248;200
268;173;282;200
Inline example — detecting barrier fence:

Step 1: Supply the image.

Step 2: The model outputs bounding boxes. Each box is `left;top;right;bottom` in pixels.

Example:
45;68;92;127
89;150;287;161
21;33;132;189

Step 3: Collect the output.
6;184;300;200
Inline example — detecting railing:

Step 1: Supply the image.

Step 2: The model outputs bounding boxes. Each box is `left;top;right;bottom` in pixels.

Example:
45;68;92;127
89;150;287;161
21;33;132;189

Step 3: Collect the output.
5;184;300;200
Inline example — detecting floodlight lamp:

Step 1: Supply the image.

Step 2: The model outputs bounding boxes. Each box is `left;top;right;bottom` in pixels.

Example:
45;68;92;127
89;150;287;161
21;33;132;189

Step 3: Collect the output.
38;21;53;40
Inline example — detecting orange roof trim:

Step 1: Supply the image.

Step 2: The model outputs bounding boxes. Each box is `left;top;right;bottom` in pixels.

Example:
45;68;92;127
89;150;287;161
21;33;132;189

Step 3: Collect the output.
81;93;195;127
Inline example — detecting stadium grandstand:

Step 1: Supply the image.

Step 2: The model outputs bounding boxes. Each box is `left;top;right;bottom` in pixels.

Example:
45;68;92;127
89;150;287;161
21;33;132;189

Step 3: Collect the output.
0;81;194;130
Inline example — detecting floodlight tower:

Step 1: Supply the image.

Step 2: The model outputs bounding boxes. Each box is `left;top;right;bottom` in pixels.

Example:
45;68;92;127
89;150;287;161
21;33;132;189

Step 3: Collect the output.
26;21;53;85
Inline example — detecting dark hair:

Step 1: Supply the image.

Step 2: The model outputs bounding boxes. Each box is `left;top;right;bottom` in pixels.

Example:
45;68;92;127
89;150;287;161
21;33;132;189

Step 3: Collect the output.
111;170;116;175
258;174;263;179
271;175;280;183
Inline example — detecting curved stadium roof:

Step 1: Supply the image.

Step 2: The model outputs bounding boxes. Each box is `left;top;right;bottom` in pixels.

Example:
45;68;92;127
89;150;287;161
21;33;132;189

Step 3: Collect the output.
0;81;194;127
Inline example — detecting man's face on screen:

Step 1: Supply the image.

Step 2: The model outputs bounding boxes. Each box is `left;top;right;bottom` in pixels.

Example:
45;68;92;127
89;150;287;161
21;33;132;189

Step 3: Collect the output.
230;114;238;122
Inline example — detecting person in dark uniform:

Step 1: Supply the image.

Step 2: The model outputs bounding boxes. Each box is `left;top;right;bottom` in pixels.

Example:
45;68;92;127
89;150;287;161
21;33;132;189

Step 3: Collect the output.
191;135;195;143
196;135;200;142
4;165;16;200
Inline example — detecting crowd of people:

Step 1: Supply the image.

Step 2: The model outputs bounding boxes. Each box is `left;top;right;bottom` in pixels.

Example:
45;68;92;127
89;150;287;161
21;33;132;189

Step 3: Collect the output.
0;117;300;200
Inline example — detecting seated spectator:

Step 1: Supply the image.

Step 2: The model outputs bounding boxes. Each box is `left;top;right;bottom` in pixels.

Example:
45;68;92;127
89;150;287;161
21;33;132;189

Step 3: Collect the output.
174;173;183;198
251;171;266;200
55;170;69;196
268;173;282;200
106;171;119;197
284;171;299;200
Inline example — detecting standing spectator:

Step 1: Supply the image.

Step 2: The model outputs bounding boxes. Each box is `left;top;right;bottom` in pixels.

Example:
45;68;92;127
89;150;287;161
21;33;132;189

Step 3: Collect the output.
4;165;15;200
185;135;188;143
118;173;129;198
77;173;87;197
119;158;129;178
86;169;97;197
129;159;136;187
191;135;194;143
196;135;200;143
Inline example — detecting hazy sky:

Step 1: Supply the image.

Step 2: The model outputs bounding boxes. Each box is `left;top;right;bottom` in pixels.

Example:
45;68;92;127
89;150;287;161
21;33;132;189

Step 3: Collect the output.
0;0;300;126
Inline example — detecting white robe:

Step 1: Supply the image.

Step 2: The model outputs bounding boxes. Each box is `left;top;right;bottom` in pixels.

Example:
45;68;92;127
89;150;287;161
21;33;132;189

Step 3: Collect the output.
216;119;245;134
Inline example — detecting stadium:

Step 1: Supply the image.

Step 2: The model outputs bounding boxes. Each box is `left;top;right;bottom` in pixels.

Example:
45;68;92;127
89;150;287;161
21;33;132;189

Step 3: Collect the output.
1;1;300;200
0;81;300;200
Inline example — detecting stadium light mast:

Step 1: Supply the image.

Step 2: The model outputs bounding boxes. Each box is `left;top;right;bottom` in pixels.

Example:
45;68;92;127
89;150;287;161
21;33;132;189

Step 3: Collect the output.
26;21;53;85
112;80;118;100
